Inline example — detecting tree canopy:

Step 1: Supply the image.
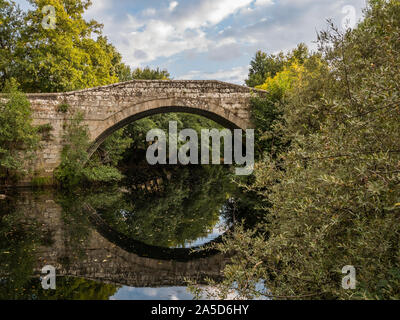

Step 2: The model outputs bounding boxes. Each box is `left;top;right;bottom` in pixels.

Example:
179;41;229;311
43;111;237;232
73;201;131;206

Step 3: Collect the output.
0;0;127;92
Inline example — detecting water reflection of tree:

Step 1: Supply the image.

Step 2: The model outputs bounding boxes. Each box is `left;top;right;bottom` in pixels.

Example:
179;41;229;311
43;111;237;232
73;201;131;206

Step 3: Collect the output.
83;165;236;248
25;277;118;300
0;207;40;298
0;192;119;300
0;193;53;299
220;188;267;231
56;193;96;264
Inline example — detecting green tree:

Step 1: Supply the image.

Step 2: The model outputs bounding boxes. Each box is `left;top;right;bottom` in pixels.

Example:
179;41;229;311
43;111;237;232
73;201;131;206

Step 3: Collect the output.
250;59;313;158
54;112;90;187
0;1;24;90
90;128;133;172
11;0;123;92
116;66;170;82
131;67;170;80
0;80;39;184
55;113;126;188
245;50;285;88
245;43;310;88
196;0;400;300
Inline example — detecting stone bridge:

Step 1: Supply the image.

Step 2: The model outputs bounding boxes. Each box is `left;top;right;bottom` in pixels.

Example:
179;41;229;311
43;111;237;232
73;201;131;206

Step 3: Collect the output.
26;80;261;183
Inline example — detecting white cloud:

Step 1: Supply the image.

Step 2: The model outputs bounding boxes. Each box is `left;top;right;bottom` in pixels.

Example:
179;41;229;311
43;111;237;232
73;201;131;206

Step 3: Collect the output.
116;17;211;66
98;1;256;67
84;0;260;66
177;66;249;84
79;0;366;83
254;0;273;7
175;0;253;29
169;1;179;12
85;0;113;19
142;8;156;17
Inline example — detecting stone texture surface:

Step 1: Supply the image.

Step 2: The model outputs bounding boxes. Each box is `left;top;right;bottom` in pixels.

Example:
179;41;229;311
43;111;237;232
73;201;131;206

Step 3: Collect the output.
26;80;261;183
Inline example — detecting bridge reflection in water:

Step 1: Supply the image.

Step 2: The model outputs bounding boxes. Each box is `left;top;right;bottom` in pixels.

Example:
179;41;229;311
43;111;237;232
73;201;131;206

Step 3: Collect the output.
0;190;228;299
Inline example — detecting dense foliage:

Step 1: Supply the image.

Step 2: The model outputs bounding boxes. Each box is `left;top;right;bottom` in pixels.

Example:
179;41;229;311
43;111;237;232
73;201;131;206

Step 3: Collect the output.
197;0;400;300
54;113;128;187
118;66;170;82
245;43;308;88
0;0;24;87
0;0;127;92
0;80;39;184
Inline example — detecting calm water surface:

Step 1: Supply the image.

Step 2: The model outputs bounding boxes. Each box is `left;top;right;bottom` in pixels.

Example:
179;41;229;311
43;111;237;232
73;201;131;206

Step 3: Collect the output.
0;165;251;300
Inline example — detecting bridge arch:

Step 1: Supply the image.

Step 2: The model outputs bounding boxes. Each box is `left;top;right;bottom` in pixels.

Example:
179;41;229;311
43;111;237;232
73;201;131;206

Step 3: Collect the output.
25;80;261;183
89;98;248;155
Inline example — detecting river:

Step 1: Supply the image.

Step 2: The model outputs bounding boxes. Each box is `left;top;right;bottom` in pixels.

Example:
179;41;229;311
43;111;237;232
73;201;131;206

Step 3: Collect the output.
0;164;258;300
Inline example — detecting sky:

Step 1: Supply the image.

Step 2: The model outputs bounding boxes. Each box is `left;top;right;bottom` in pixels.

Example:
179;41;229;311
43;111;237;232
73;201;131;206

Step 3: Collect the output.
15;0;367;84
